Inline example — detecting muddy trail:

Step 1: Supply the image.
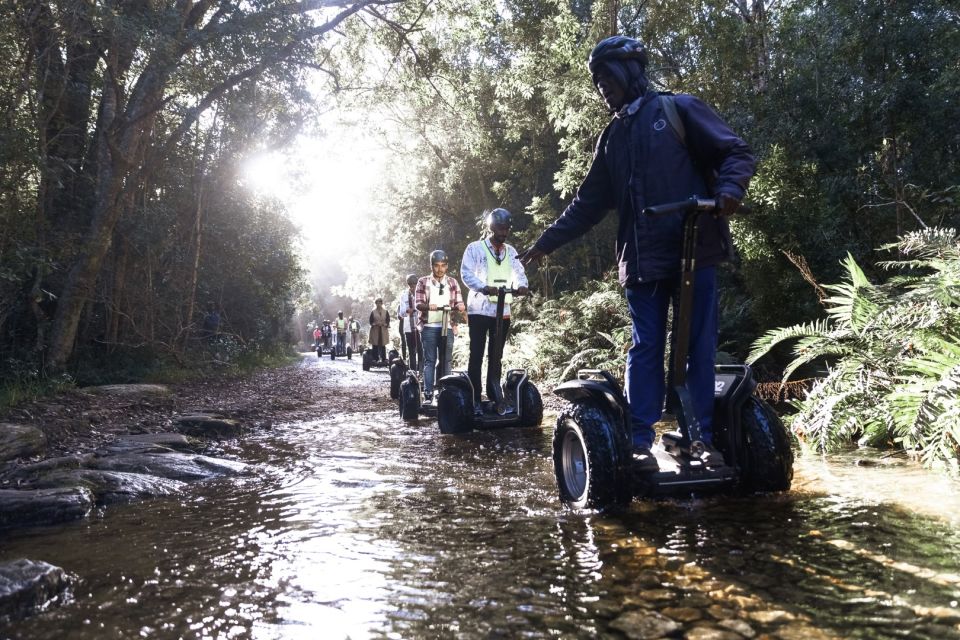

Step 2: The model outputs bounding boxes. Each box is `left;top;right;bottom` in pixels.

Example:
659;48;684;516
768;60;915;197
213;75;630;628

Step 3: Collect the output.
2;353;960;639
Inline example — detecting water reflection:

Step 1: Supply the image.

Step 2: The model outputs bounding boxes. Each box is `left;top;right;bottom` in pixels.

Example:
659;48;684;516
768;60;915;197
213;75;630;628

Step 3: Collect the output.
2;358;960;639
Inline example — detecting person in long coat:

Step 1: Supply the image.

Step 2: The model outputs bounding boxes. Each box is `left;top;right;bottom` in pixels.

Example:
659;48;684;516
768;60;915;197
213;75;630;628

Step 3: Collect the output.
368;297;391;361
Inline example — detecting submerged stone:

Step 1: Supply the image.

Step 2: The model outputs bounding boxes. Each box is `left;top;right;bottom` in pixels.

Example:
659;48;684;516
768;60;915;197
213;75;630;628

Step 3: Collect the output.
0;559;75;621
609;609;680;639
29;468;187;504
86;451;247;481
0;487;94;530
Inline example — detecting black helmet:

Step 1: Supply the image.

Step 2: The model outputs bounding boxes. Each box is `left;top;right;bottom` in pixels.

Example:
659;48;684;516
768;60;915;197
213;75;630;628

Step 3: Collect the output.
429;250;448;265
588;36;647;75
484;208;512;230
406;273;418;286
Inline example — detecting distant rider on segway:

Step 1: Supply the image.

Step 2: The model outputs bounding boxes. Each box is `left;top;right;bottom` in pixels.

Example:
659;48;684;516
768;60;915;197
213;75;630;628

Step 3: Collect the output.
348;316;361;352
335;311;348;355
312;325;322;350
520;35;756;470
414;250;465;405
396;273;423;374
368;298;390;362
461;208;529;414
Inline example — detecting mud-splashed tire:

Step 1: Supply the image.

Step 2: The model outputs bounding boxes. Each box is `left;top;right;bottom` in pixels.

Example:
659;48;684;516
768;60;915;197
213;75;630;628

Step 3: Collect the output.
740;396;794;492
438;386;473;435
347;347;352;360
399;379;420;421
518;383;543;429
552;403;631;511
362;350;372;371
389;363;406;400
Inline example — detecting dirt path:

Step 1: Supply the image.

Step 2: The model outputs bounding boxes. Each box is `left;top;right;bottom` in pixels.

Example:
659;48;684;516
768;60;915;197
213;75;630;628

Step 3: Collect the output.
0;354;351;459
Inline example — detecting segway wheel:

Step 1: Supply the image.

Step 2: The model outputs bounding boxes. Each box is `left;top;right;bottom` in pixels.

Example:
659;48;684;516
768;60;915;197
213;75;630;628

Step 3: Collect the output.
389;363;406;400
518;383;544;429
399;379;420;421
347;346;352;360
362;350;372;371
330;347;336;360
552;403;631;511
316;347;321;359
437;386;473;435
740;396;794;492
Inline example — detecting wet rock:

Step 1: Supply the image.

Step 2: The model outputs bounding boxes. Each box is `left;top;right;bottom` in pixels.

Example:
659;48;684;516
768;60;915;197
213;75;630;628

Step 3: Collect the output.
1;454;94;483
685;626;743;640
662;606;702;622
0;487;93;530
914;606;960;623
718;619;756;638
0;559;75;621
773;622;834;639
114;433;197;452
84;384;171;397
87;452;246;481
747;609;796;624
610;609;680;639
175;414;243;439
98;432;198;455
0;424;46;462
29;469;187;505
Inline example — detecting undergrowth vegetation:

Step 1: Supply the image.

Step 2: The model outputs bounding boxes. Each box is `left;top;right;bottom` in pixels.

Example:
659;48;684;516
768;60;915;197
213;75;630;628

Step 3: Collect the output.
748;228;960;474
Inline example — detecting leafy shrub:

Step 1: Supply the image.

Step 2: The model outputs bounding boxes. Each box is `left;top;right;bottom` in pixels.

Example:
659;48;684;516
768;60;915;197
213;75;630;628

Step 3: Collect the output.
509;274;632;386
748;228;960;474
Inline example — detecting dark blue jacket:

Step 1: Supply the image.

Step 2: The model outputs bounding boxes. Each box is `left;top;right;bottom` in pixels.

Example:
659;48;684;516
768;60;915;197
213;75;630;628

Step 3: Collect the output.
533;92;756;286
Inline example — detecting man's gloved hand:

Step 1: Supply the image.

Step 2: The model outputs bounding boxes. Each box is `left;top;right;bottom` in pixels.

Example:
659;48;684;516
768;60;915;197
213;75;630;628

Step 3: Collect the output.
716;193;741;217
482;286;496;295
517;286;529;296
519;246;546;266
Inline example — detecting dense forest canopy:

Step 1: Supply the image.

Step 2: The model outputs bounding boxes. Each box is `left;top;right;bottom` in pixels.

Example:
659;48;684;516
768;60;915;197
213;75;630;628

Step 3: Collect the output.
0;0;958;386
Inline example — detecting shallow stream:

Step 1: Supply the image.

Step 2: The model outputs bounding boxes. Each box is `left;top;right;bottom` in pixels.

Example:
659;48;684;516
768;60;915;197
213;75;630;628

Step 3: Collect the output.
2;355;960;639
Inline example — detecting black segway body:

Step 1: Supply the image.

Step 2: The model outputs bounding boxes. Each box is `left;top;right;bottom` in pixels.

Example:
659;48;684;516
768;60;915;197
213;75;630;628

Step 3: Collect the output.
551;197;793;510
401;307;452;422
436;287;543;434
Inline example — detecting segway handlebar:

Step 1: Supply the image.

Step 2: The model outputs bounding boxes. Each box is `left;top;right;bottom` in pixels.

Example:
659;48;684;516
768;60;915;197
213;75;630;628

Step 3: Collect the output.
643;197;753;217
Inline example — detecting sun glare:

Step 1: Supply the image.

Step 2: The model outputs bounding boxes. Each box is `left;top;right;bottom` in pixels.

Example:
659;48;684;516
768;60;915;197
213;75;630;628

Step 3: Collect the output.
241;129;388;275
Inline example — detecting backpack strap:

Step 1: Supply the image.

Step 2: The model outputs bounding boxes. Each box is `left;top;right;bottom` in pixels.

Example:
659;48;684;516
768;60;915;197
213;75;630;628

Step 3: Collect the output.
659;94;686;147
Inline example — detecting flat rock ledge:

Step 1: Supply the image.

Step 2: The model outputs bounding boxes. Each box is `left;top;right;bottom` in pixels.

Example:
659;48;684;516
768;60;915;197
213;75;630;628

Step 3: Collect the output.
0;559;75;622
0;487;94;531
175;414;244;439
0;437;247;532
0;423;47;462
82;383;171;397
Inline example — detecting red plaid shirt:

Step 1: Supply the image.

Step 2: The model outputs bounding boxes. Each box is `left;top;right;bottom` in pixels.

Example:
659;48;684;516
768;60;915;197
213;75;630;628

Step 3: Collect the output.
414;275;462;330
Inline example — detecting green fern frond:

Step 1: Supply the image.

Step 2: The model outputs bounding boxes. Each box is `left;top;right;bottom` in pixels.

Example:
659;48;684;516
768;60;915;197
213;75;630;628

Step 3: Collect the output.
747;318;835;364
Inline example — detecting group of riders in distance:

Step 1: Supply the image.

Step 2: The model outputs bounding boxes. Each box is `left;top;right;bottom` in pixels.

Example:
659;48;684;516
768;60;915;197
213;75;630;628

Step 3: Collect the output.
313;35;794;510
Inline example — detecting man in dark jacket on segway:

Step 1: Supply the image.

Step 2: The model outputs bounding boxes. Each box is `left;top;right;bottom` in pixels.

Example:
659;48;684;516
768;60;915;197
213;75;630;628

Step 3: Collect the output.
521;35;756;469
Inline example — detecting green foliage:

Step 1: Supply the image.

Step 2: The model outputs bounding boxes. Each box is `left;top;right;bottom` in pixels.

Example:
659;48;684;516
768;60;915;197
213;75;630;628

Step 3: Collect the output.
509;273;631;384
748;228;960;473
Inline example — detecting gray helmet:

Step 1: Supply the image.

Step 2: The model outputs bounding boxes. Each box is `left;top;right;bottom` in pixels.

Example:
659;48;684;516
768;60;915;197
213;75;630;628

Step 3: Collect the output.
429;250;448;265
406;273;418;286
588;36;648;75
484;208;512;230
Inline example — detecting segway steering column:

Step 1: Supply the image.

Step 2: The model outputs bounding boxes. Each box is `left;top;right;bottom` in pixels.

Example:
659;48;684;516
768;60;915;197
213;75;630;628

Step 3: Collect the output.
643;196;735;460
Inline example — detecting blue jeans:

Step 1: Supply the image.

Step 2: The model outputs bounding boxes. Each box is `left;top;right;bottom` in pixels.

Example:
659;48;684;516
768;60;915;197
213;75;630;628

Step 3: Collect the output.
421;327;454;396
625;267;718;449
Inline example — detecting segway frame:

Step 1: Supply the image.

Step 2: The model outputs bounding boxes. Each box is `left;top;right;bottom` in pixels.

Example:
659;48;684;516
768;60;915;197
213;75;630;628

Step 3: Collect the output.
436;287;543;434
551;197;792;510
